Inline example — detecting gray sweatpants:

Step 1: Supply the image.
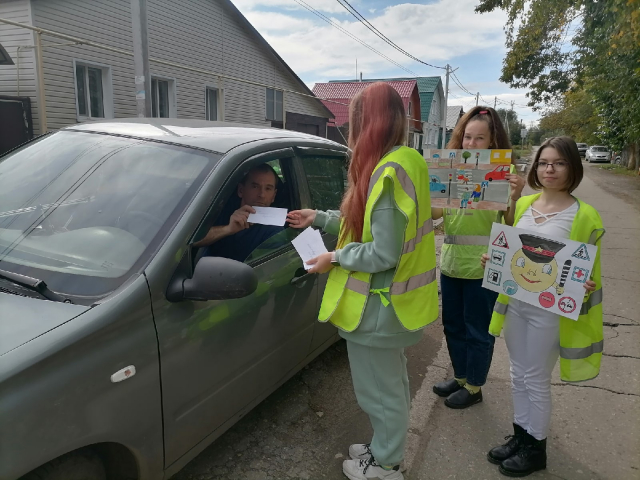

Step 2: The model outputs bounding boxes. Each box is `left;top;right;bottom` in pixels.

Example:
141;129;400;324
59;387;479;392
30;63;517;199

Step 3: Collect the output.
346;341;411;466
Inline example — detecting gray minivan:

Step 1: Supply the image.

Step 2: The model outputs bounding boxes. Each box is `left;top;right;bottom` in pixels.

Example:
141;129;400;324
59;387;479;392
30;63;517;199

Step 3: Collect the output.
0;119;348;480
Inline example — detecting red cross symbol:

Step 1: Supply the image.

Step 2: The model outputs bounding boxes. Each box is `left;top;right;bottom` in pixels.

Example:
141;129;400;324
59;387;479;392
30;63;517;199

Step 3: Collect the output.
575;269;585;279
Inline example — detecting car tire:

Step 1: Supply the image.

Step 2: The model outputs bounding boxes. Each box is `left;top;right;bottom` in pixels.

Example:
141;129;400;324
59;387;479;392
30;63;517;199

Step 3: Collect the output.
21;449;107;480
488;178;493;182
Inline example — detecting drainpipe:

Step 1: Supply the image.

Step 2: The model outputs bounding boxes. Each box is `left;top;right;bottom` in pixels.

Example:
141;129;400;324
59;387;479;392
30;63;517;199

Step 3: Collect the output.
34;31;47;133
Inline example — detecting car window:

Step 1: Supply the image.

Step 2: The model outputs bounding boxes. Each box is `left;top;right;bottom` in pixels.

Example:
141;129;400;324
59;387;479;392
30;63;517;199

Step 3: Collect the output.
300;155;348;211
200;157;300;265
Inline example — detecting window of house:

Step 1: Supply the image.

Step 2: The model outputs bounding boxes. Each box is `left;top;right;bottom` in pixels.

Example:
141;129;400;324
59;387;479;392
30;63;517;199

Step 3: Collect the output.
266;88;283;121
75;63;108;119
151;78;173;118
206;88;219;121
301;155;348;211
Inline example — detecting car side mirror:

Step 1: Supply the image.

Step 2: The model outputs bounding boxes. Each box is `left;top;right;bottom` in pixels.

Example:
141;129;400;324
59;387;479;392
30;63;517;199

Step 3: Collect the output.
166;256;258;302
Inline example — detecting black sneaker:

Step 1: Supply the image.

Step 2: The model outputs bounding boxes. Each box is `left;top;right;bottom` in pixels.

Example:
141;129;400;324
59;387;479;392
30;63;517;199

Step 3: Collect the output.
444;387;482;409
433;378;463;397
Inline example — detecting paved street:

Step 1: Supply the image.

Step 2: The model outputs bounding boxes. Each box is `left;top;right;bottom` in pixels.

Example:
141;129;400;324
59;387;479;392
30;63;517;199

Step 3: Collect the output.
174;159;639;480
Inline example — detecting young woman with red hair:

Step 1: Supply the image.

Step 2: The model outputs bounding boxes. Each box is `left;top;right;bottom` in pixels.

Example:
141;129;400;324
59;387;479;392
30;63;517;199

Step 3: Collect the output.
288;82;438;480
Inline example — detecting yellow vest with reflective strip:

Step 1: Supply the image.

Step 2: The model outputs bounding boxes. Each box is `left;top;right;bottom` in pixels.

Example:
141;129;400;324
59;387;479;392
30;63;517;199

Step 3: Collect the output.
441;164;515;279
489;194;605;382
318;146;439;332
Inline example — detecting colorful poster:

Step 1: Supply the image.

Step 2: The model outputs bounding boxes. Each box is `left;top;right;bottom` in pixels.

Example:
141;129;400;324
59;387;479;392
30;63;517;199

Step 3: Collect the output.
424;149;513;210
481;223;598;320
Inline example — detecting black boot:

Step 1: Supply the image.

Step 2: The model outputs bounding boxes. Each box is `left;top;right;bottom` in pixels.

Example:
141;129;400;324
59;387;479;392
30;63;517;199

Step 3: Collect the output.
487;423;526;464
499;432;547;477
433;378;463;397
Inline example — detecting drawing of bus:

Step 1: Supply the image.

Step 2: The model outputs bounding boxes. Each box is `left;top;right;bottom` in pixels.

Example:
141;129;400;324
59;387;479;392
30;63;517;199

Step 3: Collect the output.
430;174;447;193
484;165;510;181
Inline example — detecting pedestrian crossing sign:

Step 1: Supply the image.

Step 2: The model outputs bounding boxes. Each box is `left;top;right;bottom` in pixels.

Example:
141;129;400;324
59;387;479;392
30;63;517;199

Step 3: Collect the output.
571;244;590;261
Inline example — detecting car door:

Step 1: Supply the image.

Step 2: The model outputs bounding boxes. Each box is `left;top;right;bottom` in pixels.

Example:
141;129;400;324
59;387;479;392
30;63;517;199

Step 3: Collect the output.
296;147;349;352
151;149;318;467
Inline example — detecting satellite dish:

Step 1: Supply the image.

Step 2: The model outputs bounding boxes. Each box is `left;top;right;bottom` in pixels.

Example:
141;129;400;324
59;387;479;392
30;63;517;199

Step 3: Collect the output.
0;42;15;65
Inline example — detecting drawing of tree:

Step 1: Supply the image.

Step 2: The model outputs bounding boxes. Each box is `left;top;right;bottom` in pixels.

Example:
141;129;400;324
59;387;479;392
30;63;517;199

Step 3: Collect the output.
462;151;471;163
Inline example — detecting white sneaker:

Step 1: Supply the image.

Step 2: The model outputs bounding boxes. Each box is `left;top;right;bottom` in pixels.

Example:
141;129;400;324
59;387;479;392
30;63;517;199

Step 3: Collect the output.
342;458;404;480
349;443;373;461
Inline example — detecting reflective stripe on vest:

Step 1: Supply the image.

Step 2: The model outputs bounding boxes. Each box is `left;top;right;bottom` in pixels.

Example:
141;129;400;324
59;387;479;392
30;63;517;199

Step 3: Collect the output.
345;276;369;295
580;288;602;315
560;339;604;360
444;234;490;246
368;160;419;226
404;218;434;253
390;268;437;295
494;301;508;315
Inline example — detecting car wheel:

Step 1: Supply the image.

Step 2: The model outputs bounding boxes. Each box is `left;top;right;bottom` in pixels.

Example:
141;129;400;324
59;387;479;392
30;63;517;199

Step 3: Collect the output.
21;449;106;480
441;189;446;193
488;178;493;182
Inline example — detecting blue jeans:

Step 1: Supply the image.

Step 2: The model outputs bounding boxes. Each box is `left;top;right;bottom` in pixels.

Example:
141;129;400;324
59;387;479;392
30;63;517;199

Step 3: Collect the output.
441;273;499;387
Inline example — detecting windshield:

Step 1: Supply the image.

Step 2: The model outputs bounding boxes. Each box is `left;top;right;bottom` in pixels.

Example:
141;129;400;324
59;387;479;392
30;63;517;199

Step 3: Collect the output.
592;147;608;152
0;131;218;300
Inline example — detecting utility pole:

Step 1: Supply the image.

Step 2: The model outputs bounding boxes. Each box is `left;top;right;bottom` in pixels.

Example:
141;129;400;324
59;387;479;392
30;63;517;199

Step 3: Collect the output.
475;92;479;106
131;0;152;117
494;96;497;109
440;64;455;148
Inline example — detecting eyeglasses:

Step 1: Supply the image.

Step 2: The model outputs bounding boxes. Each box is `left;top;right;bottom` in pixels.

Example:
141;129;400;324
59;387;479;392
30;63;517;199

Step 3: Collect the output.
536;161;568;171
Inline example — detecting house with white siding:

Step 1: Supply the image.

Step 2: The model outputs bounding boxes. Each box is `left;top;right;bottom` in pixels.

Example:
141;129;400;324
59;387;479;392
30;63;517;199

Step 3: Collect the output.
0;0;332;137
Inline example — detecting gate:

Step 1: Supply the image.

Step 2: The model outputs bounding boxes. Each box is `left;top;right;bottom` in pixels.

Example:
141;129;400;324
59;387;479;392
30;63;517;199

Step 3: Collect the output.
0;95;33;156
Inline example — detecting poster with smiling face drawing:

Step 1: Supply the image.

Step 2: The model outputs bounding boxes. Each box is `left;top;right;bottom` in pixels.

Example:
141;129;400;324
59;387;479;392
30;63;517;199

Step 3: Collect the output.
482;223;598;320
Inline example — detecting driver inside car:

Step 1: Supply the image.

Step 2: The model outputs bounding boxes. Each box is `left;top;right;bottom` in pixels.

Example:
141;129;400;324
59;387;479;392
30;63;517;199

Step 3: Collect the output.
194;164;285;262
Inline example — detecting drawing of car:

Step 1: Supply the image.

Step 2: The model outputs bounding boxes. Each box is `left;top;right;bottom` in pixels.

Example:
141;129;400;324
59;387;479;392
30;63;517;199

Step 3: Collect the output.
484;165;510;181
430;174;447;193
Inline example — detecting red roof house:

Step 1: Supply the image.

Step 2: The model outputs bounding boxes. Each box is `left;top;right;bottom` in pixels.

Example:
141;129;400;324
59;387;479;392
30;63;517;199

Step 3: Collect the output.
312;80;422;133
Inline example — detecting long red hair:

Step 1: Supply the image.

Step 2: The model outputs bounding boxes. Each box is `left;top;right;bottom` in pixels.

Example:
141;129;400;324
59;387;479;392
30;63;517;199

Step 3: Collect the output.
339;82;406;245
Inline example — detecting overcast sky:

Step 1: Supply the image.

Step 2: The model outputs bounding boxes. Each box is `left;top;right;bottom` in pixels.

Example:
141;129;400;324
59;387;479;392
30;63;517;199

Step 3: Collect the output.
232;0;539;126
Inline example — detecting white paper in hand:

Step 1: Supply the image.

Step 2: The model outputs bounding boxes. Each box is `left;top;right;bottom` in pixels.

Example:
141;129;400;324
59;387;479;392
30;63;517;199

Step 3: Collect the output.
291;227;328;270
247;207;288;226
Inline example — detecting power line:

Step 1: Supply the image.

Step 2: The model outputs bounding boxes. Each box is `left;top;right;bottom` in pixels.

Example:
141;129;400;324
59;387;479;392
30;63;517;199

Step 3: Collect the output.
334;0;446;70
292;0;417;76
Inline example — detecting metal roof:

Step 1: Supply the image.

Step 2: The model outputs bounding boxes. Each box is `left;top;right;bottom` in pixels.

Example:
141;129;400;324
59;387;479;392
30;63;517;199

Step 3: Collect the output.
328;76;442;122
312;80;418;127
446;105;464;129
64;118;344;154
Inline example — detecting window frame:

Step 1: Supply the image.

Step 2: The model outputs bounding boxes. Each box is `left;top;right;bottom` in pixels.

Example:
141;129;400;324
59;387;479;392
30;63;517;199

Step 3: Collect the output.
150;75;177;118
265;87;284;122
204;86;224;121
72;59;114;121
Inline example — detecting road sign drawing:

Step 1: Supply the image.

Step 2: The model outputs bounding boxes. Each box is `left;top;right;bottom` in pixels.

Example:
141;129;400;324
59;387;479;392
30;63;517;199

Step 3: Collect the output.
482;224;597;320
571;266;589;283
487;268;502;286
491;249;506;266
571;243;591;261
492;231;509;248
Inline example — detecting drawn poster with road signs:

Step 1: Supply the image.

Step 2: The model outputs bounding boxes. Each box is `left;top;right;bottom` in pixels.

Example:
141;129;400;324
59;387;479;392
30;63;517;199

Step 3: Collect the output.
423;149;513;210
482;223;598;320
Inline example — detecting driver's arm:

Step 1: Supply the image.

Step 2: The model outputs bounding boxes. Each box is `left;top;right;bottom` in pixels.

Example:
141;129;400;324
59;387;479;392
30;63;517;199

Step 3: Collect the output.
193;205;254;247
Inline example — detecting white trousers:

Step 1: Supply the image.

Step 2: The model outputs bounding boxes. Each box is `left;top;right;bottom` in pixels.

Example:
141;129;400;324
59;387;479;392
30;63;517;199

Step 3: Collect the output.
504;299;560;440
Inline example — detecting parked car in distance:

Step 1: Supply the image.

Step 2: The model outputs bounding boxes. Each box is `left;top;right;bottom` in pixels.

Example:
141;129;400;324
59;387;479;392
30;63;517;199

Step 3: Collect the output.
0;119;349;480
585;145;611;163
430;174;447;193
576;143;588;157
484;164;510;181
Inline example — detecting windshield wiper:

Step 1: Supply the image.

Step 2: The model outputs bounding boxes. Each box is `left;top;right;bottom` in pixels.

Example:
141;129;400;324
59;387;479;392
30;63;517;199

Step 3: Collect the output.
0;268;73;304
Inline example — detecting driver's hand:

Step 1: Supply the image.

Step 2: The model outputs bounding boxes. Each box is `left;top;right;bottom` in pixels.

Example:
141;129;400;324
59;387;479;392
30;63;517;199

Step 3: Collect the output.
228;205;255;234
287;209;316;229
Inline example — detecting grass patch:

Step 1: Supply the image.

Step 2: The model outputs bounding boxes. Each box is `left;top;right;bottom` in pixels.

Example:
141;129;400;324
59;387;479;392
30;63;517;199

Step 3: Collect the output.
513;148;533;160
598;164;639;177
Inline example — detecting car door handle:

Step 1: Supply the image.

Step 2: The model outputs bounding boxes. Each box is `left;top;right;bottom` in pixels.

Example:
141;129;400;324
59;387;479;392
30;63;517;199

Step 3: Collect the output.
291;271;316;285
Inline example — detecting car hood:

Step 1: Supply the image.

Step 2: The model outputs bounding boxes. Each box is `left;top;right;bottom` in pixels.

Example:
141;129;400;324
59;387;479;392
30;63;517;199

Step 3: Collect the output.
0;292;89;356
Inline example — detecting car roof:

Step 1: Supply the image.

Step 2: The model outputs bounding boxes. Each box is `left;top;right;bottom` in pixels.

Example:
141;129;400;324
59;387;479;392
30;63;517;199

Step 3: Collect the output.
64;118;345;154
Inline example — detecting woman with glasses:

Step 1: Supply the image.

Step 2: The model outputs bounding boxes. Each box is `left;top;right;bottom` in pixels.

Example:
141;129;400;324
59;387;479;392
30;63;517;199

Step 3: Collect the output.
432;107;525;409
482;136;605;477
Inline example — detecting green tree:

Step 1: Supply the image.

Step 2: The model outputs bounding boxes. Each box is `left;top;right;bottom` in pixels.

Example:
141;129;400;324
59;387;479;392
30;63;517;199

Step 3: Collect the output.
476;0;640;169
496;108;522;146
538;88;599;144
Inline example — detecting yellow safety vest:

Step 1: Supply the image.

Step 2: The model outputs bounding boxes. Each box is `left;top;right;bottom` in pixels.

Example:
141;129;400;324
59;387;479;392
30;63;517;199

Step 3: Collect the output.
489;194;605;382
441;164;515;279
318;146;439;332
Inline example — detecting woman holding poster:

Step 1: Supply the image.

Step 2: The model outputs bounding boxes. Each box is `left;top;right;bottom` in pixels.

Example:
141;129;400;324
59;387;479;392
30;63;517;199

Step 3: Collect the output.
481;137;604;477
287;82;438;480
431;107;525;409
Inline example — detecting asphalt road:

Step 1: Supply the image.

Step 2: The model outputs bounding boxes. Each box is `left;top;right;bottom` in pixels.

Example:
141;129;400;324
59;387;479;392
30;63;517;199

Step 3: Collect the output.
173;302;445;480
